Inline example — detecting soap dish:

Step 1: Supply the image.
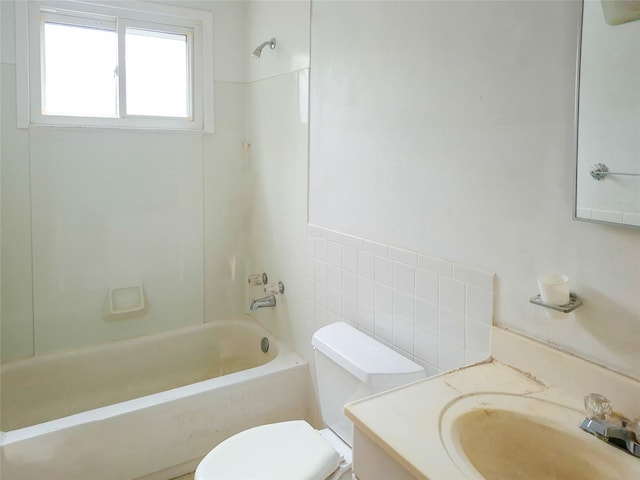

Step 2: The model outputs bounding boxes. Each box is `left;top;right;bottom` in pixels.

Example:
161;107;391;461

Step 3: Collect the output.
109;284;145;315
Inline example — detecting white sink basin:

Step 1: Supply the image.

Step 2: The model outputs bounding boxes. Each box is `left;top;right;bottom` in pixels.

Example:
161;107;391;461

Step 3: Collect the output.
440;393;639;480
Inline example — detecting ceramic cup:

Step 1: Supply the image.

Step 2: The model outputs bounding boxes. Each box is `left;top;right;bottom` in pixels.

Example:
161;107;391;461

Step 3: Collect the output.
537;273;570;306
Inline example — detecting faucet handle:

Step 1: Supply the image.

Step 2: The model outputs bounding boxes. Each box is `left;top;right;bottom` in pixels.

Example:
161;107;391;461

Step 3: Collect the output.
248;273;268;286
264;281;285;295
584;393;613;420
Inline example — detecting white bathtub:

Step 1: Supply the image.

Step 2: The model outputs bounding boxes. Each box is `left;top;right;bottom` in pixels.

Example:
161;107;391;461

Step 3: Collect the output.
0;316;313;480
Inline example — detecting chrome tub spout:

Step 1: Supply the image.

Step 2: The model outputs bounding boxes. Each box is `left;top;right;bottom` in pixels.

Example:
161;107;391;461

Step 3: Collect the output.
250;295;276;311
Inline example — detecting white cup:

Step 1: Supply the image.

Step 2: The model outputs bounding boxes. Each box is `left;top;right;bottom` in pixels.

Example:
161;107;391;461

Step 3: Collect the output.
537;273;570;306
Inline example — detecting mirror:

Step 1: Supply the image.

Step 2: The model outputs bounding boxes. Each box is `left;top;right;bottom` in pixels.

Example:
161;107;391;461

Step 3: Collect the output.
575;0;640;228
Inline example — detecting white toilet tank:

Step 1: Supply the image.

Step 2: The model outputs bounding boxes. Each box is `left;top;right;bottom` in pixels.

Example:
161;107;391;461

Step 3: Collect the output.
311;322;425;446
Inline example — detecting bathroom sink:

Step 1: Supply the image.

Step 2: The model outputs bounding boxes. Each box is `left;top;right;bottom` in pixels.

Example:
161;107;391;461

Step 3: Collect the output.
440;393;639;480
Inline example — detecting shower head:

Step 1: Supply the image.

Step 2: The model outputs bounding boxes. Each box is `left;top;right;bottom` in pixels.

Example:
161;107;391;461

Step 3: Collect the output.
251;38;276;59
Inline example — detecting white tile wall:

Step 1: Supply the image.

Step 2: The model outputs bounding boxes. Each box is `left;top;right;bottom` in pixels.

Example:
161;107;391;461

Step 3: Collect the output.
306;225;495;375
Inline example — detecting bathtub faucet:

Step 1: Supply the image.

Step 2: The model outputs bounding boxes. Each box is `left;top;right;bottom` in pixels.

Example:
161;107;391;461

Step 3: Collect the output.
250;295;276;311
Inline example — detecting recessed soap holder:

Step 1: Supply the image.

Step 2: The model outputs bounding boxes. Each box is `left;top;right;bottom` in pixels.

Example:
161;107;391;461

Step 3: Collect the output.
529;292;583;313
109;284;145;315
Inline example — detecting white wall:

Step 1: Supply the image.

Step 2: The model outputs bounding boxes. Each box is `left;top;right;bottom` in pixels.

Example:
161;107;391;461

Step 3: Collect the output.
576;0;640;225
1;0;33;360
247;0;310;83
1;0;4;371
308;0;640;380
0;0;252;361
1;0;312;362
4;0;638;383
244;1;313;360
29;128;204;353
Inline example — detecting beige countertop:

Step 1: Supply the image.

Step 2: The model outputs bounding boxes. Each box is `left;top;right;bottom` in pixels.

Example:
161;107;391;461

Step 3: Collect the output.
345;327;640;479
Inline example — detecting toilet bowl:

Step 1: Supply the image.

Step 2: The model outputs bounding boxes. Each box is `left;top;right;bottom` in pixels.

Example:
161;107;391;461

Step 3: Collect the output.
194;420;352;480
194;322;425;480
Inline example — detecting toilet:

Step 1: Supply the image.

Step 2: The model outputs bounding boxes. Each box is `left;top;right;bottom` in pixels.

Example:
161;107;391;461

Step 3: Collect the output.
194;322;425;480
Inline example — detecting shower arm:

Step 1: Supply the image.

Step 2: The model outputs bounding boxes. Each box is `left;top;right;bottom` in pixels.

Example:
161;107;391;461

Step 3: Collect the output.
257;38;276;52
251;38;276;58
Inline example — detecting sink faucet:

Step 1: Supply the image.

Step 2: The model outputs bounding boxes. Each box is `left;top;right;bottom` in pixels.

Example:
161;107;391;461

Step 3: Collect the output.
580;393;640;458
250;295;276;311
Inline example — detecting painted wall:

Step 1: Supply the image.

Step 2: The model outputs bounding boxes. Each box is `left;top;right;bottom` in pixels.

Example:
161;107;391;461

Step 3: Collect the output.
0;0;252;361
308;0;640;380
576;0;640;225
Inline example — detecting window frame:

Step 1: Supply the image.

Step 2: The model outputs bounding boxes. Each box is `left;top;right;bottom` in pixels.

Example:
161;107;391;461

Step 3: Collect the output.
16;0;214;132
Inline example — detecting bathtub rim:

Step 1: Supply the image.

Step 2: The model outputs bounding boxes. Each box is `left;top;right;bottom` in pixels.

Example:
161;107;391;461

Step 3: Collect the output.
0;315;276;371
1;316;303;443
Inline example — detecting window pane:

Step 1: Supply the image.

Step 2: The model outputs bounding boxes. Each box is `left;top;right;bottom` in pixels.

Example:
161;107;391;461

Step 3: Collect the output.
125;28;189;117
43;22;117;117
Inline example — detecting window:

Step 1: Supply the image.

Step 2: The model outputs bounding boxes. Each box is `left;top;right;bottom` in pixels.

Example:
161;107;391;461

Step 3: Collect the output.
16;1;213;131
42;16;118;118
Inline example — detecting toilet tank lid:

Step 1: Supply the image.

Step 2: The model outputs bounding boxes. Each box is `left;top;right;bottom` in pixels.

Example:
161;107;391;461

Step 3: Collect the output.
312;322;425;385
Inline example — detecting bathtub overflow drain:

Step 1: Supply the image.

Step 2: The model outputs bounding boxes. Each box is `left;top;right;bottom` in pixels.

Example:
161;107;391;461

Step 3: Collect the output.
261;337;270;353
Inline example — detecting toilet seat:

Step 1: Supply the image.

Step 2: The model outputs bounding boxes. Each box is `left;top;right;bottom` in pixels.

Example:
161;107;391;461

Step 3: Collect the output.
194;420;342;480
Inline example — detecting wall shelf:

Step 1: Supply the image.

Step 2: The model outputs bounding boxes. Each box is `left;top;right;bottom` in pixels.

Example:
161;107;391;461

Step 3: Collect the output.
529;293;583;313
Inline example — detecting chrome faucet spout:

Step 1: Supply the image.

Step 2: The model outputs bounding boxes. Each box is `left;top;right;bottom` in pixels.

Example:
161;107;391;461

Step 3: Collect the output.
580;417;640;457
580;393;640;458
250;295;276;311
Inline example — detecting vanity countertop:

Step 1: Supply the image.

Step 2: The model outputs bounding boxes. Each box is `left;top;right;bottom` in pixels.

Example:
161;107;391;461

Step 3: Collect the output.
344;327;640;479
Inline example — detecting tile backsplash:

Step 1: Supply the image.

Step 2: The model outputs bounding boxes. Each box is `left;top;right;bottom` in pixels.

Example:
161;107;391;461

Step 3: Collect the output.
305;225;494;376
